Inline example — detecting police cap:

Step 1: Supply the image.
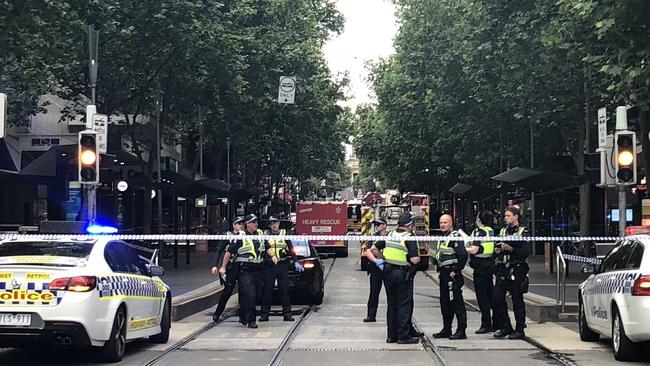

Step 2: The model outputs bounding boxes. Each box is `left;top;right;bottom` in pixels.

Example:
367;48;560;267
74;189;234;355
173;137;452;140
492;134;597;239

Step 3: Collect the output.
244;214;258;224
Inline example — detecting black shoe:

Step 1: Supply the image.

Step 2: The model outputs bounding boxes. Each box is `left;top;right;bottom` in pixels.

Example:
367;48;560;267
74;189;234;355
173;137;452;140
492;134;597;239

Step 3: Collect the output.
247;322;258;329
432;330;452;339
363;318;376;323
449;329;467;340
475;326;494;334
493;328;513;338
259;316;269;322
283;316;295;322
410;330;424;337
239;318;247;326
386;337;397;343
397;337;420;344
212;313;221;322
508;330;526;340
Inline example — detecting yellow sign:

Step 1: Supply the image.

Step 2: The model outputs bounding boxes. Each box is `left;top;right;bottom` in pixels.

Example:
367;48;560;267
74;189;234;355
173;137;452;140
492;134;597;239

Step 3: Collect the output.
0;290;55;302
0;272;12;280
129;317;157;330
26;273;51;281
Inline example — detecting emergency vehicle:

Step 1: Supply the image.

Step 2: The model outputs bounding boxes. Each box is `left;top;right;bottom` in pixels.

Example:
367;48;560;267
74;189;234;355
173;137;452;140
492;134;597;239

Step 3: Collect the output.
578;236;650;361
0;234;171;362
359;192;431;270
296;202;349;257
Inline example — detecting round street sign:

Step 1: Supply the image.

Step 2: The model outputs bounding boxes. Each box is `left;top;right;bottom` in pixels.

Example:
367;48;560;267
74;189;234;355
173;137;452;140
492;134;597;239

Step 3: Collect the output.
117;181;128;192
280;76;295;93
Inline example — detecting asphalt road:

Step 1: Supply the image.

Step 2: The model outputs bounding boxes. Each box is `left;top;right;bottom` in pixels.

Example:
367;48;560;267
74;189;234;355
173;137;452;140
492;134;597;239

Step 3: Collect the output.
1;242;646;365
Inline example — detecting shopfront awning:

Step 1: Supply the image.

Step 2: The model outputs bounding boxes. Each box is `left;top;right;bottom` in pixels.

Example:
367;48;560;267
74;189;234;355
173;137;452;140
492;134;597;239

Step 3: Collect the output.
491;167;578;192
19;145;76;176
449;183;473;195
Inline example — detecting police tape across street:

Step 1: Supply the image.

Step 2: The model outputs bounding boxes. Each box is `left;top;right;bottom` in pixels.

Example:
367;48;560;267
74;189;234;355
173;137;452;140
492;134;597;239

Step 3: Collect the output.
0;233;631;242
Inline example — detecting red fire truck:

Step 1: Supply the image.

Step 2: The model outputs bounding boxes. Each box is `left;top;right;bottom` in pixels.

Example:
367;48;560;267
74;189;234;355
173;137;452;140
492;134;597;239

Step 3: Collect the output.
296;202;348;257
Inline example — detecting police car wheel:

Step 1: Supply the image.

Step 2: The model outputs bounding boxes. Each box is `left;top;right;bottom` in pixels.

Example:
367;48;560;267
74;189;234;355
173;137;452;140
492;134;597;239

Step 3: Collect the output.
100;306;127;362
612;307;639;361
150;298;171;344
578;296;599;342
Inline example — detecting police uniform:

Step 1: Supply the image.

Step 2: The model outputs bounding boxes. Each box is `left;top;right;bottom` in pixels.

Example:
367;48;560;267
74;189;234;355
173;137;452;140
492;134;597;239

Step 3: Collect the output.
377;223;419;344
469;225;496;333
212;220;244;322
365;226;386;322
492;225;529;339
260;225;298;321
433;229;468;339
227;217;270;328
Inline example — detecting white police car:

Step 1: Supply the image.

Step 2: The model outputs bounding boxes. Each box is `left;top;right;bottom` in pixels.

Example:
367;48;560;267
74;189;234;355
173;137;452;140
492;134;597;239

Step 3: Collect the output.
578;236;650;361
0;234;171;362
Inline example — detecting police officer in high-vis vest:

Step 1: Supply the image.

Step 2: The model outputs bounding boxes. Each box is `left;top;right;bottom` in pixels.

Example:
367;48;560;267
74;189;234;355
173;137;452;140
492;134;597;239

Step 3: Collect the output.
493;206;529;340
432;214;468;340
260;216;304;321
212;217;244;322
466;211;496;334
363;218;388;323
368;212;420;344
220;214;277;328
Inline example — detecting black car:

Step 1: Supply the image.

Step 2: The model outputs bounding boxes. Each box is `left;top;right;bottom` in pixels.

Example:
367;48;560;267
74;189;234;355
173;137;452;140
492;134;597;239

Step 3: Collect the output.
273;238;325;305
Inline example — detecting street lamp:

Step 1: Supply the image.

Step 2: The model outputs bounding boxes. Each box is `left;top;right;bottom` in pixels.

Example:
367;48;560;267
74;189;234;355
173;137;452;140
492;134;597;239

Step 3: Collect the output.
87;26;99;105
226;136;231;225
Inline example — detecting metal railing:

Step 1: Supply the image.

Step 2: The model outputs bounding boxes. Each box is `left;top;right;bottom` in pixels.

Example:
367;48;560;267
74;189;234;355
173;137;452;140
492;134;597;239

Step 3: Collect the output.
555;245;567;312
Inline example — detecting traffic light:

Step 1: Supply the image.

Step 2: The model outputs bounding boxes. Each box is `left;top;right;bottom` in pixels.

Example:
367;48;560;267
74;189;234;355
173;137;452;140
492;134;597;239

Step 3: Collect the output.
78;130;99;184
615;131;636;185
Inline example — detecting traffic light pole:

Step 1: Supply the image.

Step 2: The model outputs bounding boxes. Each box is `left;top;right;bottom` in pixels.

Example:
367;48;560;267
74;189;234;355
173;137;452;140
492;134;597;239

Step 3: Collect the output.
618;185;626;235
85;185;97;224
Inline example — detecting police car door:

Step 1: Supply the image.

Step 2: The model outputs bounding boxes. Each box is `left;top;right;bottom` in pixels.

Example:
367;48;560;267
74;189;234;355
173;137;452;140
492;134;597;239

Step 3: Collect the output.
102;242;149;330
591;241;633;332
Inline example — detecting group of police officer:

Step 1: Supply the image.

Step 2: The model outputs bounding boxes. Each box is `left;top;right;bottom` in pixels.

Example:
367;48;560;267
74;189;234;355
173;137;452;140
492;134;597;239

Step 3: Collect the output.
364;206;530;343
210;214;304;328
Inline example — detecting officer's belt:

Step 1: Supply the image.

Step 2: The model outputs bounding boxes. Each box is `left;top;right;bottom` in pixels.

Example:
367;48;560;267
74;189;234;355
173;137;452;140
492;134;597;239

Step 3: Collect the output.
438;259;458;267
235;257;263;263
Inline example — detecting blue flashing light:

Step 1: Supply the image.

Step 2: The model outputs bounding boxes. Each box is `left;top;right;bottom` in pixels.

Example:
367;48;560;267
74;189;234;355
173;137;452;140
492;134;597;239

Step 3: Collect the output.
86;224;119;234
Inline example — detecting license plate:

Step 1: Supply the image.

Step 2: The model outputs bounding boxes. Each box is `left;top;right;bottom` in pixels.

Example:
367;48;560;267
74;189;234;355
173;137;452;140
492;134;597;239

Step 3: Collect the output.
0;313;31;327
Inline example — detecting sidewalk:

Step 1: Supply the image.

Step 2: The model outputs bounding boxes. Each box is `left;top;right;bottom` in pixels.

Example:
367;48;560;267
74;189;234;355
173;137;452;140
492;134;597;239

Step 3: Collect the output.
525;255;590;303
159;249;218;296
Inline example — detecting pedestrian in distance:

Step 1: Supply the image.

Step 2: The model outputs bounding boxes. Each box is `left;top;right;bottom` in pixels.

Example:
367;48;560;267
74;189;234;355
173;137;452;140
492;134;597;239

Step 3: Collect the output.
493;206;530;340
260;215;304;322
432;213;468;340
368;212;421;344
363;218;388;323
211;217;244;322
220;214;278;329
466;211;496;334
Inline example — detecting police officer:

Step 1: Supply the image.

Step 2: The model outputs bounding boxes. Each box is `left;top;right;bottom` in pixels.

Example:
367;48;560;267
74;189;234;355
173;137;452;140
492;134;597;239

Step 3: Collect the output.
363;218;388;323
211;217;244;322
432;214;468;340
220;214;278;328
260;216;304;322
493;206;529;340
466;211;496;334
368;212;420;344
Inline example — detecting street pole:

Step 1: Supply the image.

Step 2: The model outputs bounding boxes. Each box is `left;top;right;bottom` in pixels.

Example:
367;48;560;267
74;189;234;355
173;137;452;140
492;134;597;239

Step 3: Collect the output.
530;119;536;255
156;90;163;234
86;25;99;225
199;109;204;178
619;185;627;235
227;136;231;225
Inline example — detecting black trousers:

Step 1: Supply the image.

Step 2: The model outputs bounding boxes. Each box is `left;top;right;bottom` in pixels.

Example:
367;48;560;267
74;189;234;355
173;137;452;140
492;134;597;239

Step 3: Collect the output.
439;269;467;331
473;270;495;328
213;262;240;319
493;264;528;332
407;270;416;332
238;264;263;324
366;264;383;320
261;260;292;317
383;266;411;341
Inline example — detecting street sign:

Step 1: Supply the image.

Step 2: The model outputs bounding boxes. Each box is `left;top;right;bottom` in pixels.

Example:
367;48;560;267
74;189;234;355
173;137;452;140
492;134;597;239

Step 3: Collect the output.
598;107;607;148
278;76;296;104
92;114;108;154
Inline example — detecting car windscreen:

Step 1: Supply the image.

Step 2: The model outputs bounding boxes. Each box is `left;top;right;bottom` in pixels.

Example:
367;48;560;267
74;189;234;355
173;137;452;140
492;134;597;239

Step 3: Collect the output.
292;239;312;258
0;241;93;266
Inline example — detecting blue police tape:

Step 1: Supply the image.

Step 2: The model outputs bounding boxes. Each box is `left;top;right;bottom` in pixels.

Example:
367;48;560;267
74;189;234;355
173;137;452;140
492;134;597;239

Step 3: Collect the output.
0;233;639;242
562;254;603;265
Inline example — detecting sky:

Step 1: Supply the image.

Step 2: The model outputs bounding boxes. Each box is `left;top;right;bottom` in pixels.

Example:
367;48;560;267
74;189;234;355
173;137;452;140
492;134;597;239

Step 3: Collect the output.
323;0;399;110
